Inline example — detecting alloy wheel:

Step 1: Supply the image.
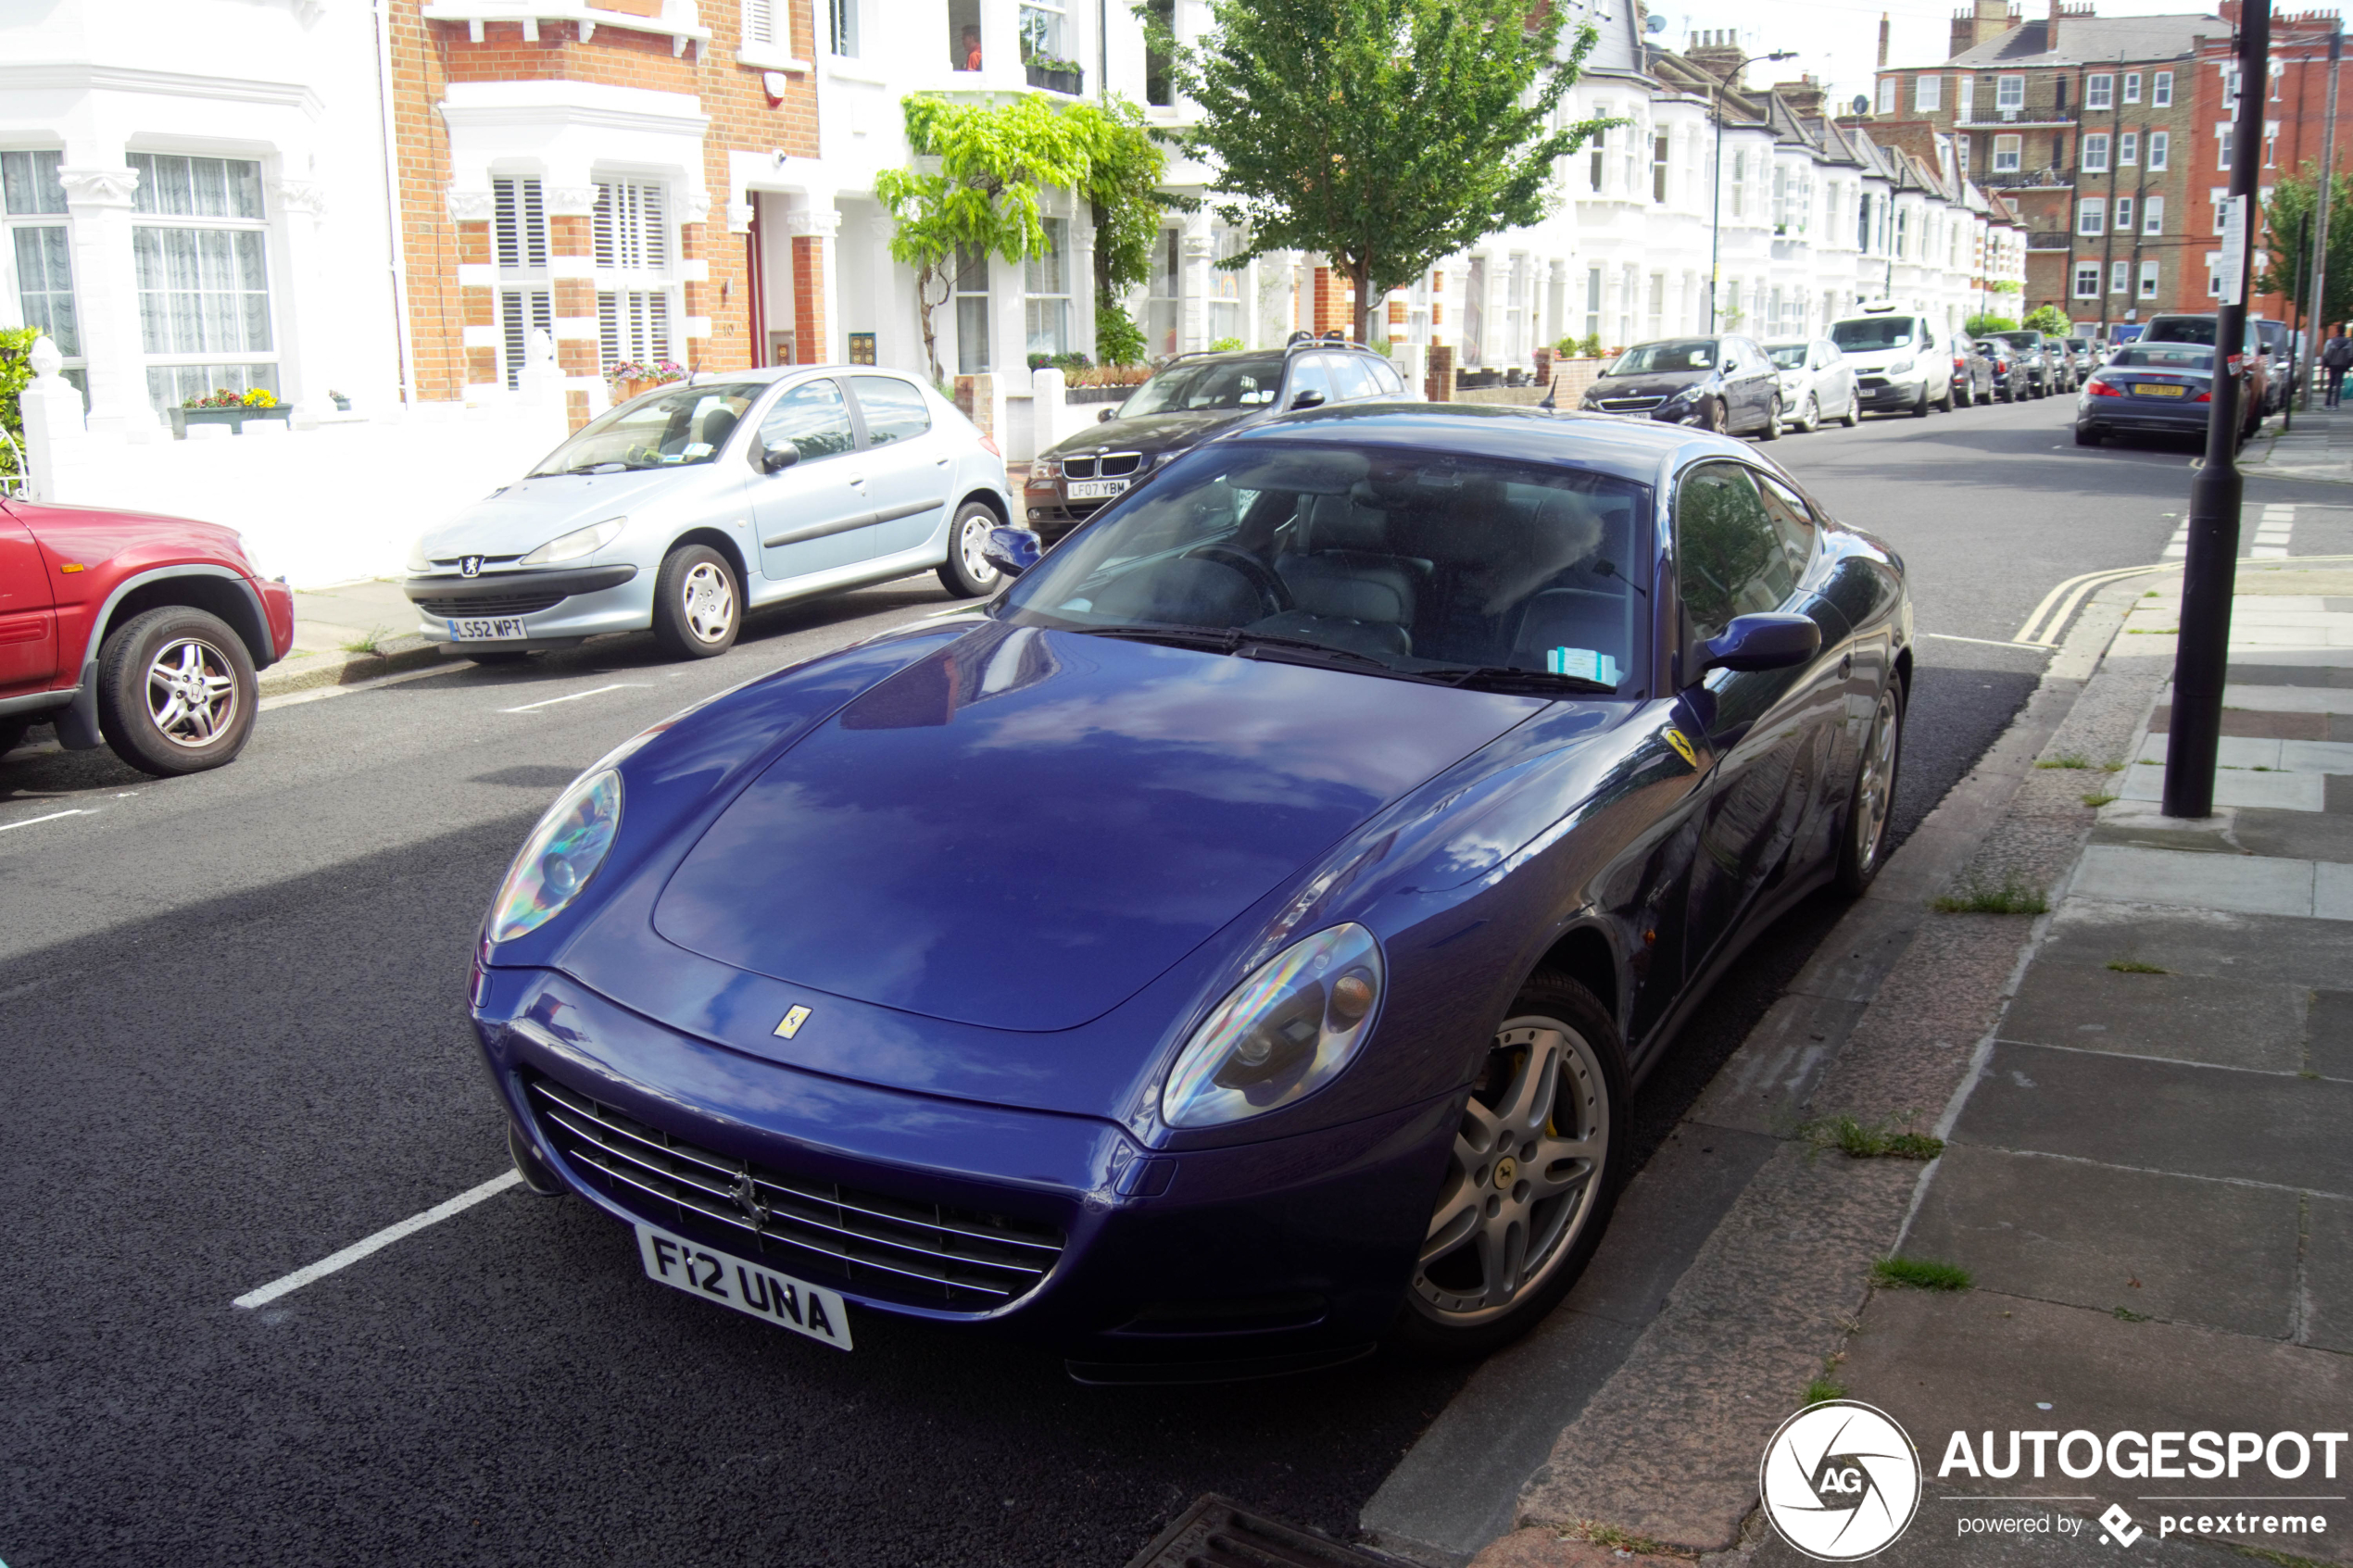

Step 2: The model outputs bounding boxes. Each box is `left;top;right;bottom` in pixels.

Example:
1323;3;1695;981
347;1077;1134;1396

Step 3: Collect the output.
959;512;1000;589
145;636;239;749
681;560;736;644
1853;685;1902;875
1801;395;1820;433
1412;1019;1610;1326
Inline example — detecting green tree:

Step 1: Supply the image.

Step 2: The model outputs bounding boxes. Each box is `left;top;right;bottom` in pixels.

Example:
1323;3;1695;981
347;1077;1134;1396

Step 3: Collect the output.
2022;304;2071;335
1963;313;2019;335
1063;97;1185;365
1150;0;1612;343
2258;162;2353;325
0;326;40;483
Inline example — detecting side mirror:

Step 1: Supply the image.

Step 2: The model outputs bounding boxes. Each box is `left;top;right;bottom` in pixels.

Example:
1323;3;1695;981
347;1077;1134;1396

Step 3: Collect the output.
1289;389;1327;410
1695;613;1820;678
760;439;801;473
981;525;1043;579
1098;407;1116;423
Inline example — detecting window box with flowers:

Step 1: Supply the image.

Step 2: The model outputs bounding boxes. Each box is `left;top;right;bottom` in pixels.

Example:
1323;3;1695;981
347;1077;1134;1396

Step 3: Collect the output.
606;359;686;402
168;387;289;439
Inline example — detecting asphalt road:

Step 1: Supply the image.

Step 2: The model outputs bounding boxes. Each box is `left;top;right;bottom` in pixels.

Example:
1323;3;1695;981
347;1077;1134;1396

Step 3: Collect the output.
0;391;2294;1567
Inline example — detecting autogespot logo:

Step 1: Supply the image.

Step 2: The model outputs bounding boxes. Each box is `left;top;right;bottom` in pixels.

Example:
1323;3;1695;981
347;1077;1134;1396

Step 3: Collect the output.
1761;1400;1924;1561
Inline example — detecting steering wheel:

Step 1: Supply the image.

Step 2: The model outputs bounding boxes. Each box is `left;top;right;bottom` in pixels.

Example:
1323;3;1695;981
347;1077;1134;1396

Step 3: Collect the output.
1188;545;1292;619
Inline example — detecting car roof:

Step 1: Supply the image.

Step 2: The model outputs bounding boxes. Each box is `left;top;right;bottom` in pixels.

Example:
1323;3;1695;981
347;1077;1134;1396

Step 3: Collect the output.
1215;400;1735;484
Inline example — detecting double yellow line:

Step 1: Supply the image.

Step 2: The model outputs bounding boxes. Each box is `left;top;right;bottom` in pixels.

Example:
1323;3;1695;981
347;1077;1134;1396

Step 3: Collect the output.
2010;551;2353;647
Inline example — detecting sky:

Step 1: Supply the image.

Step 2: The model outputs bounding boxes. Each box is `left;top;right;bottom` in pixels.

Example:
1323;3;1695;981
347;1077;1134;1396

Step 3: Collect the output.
1650;0;2343;119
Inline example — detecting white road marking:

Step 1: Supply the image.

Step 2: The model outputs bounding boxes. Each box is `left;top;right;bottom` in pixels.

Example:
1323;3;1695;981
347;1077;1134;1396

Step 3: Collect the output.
0;809;93;834
1922;632;2055;651
499;682;648;715
233;1169;522;1310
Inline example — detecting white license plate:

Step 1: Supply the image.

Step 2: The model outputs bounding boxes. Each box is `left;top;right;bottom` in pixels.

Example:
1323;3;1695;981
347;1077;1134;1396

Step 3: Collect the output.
633;1223;853;1349
447;616;528;641
1066;479;1128;500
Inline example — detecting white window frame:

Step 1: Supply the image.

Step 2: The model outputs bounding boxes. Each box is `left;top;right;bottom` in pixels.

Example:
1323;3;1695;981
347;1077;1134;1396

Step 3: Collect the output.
2155;70;2173;107
2218;126;2233;170
2110;259;2128;294
2073;261;2101;298
1996;75;2024;112
1023;213;1071;358
953;245;991;372
2120;132;2139;166
2115;195;2133;232
493;175;550;391
2211;188;2230;234
2145;194;2165;234
2207;250;2223;297
1993;133;2022;172
2087;74;2113;110
2082;133;2109;172
128;151;277;415
1878;78;1896;115
1917;75;1941;112
593;177;673;371
736;0;801;69
2124;71;2142;104
1958;76;1975;120
2078;198;2106;236
2150;131;2170;169
0;149;85;393
2139;258;2159;298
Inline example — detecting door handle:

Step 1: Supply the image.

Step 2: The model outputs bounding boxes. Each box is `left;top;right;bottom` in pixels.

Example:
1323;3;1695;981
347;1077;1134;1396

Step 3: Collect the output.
846;473;868;487
1839;653;1854;678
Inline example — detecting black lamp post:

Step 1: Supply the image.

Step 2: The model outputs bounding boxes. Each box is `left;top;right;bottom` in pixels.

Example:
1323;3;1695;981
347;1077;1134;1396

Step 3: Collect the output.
1708;48;1798;332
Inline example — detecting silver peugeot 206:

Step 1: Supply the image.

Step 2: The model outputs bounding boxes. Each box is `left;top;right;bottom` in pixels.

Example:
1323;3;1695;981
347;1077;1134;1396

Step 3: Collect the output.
402;367;1014;662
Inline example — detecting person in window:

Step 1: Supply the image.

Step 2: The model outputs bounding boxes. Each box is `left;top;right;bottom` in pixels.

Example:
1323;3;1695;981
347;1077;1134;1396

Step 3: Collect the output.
2323;324;2353;409
961;25;983;69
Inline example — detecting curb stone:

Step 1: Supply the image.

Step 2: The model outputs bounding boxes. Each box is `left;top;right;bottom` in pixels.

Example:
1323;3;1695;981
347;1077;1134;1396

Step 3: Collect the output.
1495;581;2150;1557
258;635;459;698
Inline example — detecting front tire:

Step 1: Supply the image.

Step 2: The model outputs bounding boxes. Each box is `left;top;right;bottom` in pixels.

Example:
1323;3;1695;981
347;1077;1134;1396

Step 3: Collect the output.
1393;973;1629;1360
1913;384;1931;418
1835;677;1906;897
1799;395;1820;433
1756;396;1781;440
936;500;1004;598
649;544;740;660
94;606;258;777
1841;393;1861;427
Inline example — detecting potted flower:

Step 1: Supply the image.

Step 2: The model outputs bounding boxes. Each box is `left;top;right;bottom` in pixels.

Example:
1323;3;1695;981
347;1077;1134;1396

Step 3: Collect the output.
329;389;350;412
169;385;293;440
605;359;686;402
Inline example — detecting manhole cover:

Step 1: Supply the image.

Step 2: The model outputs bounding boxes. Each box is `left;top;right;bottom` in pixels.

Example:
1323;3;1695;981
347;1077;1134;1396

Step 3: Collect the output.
1123;1495;1399;1568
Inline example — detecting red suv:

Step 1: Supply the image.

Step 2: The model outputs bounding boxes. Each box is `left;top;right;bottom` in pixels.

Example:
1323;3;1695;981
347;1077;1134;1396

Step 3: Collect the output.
0;497;295;775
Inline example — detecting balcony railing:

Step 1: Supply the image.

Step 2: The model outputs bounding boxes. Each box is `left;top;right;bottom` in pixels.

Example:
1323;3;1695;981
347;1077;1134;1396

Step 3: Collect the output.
1979;170;2070;190
2027;230;2075;250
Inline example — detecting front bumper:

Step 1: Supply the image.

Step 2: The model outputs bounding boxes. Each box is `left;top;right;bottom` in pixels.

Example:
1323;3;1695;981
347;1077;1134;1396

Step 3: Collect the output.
477;965;1451;1376
1855;375;1929;408
403;563;646;646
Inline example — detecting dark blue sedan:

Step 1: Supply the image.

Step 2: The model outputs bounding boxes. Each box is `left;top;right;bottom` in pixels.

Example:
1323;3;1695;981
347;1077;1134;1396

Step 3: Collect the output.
2074;342;2216;445
471;404;1912;1381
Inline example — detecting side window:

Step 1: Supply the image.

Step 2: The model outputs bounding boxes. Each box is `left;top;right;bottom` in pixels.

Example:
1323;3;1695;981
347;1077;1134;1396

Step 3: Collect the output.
1754;472;1818;582
757;377;856;462
1675;461;1798;647
1286;356;1334;408
1327;353;1378;401
1368;358;1405;396
849;375;930;446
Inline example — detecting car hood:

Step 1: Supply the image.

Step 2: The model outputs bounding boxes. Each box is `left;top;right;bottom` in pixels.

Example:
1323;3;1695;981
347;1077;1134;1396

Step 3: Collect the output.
1589;370;1707;398
649;622;1543;1032
414;469;687;559
1045;408;1249;458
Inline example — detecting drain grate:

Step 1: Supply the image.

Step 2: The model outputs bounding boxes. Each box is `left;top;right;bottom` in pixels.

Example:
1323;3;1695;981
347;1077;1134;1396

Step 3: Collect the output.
1122;1496;1401;1568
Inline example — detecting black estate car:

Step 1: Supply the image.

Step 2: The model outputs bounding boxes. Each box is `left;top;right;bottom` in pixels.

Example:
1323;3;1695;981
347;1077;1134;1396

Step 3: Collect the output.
1023;341;1408;542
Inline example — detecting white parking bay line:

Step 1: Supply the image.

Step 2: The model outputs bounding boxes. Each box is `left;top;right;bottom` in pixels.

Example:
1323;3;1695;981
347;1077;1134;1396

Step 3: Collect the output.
233;1169;521;1310
0;809;93;834
499;682;648;715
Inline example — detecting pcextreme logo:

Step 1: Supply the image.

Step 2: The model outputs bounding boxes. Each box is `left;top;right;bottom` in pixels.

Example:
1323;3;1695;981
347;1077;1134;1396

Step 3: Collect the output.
1760;1400;1924;1561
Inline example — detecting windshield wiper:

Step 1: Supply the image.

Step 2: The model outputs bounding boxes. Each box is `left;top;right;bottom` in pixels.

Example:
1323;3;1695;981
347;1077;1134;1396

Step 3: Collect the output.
562;461;633;475
1417;665;1620;696
1074;623;1395;671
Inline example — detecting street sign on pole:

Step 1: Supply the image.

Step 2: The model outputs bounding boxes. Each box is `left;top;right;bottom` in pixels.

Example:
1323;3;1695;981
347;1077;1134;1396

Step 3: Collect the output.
2164;0;2271;819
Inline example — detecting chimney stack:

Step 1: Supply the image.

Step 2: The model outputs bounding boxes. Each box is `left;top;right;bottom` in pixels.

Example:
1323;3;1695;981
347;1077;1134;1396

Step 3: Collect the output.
1775;72;1829;117
2046;0;2062;54
1878;11;1892;68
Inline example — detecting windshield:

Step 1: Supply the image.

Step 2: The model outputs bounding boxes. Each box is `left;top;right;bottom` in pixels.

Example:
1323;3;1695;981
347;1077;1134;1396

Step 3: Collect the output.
1118;356;1287;417
528;382;764;476
2109;345;2213;371
999;442;1652;690
1831;318;1918;350
2145;318;2217;345
1609;339;1718;374
1766;345;1810;370
1991;332;2042;351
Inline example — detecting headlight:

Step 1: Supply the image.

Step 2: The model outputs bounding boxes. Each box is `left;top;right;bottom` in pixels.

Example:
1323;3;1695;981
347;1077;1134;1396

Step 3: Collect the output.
236;534;275;581
1887;358;1916;377
487;770;622;942
1161;922;1383;1129
405;537;433;574
520;516;625;566
1034;457;1063;479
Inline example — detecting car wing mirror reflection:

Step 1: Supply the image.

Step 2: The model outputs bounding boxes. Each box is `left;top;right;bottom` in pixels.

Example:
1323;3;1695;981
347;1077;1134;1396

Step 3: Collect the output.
981;525;1043;579
1694;612;1820;679
1099;407;1117;422
1289;390;1326;410
761;438;801;473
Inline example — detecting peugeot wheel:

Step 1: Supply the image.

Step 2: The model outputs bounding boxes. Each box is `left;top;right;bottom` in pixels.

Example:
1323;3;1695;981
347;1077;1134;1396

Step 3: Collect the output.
1836;677;1906;897
936;500;1004;598
94;605;258;777
650;544;740;660
1394;973;1628;1359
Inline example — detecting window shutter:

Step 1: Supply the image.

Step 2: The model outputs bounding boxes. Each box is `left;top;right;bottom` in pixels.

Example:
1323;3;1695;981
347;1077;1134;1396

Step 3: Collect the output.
500;289;551;389
743;0;775;45
494;178;546;271
594;182;668;271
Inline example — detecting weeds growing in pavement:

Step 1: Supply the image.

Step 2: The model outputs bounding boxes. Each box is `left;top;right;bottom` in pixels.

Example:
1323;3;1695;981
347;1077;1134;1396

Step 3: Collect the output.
2108;960;2169;973
1874;1257;1973;1292
1932;876;2049;915
2082;793;2118;808
341;626;391;656
2114;1306;2151;1323
2037;754;2096;769
1805;1377;1849;1406
1798;1114;1944;1160
1566;1520;1696;1559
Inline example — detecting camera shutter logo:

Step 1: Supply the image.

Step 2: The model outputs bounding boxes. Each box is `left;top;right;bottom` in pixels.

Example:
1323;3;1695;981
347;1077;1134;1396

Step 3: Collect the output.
1759;1399;1922;1561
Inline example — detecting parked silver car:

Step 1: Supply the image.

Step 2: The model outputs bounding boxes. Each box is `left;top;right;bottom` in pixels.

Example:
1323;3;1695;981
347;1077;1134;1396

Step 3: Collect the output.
1762;339;1860;432
402;369;1013;661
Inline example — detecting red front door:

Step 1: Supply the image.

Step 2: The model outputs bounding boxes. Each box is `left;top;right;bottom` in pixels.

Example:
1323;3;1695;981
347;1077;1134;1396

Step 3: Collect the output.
0;513;59;693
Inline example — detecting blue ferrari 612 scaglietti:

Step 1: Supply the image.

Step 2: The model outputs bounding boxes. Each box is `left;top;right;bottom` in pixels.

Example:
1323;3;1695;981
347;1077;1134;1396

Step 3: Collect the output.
471;402;1911;1382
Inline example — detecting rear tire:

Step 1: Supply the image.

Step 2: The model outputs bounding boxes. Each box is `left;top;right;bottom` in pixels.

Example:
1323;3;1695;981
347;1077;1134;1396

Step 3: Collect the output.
0;714;31;758
1835;677;1906;897
649;544;740;660
94;605;258;777
2075;426;2104;446
1756;396;1781;440
936;499;1004;598
1391;972;1629;1361
1701;396;1726;433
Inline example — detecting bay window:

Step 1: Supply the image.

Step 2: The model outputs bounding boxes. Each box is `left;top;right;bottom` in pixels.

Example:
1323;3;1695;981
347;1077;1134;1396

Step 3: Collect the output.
2;150;82;395
130;153;274;413
594;179;671;370
494;176;550;390
1023;215;1070;358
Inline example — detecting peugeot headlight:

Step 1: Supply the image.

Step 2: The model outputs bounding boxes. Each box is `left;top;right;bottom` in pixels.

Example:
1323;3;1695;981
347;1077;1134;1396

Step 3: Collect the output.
520;516;625;566
487;770;622;942
1887;357;1916;377
1661;385;1697;407
405;536;434;574
1161;923;1383;1128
